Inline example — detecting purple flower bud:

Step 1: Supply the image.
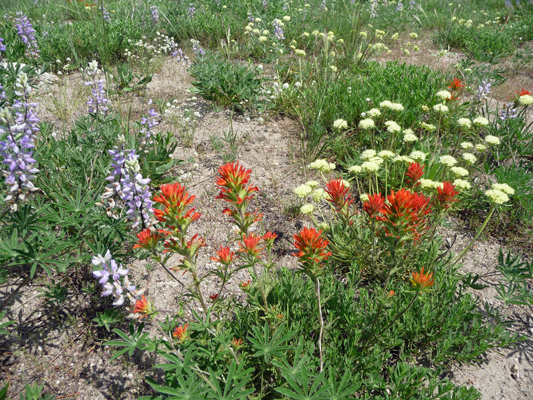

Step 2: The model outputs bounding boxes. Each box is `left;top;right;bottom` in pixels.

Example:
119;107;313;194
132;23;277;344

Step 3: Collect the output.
14;12;39;59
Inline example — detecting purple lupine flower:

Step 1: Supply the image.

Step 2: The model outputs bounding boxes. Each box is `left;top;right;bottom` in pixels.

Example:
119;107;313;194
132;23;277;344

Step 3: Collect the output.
263;0;267;8
321;0;327;11
500;107;517;121
247;13;255;23
0;72;40;209
151;6;159;24
283;3;288;11
190;39;205;57
92;250;136;306
505;0;514;9
396;1;404;11
409;0;416;9
188;3;196;18
140;106;159;145
84;60;111;115
171;48;191;66
476;80;491;102
515;0;521;6
0;37;5;52
122;155;153;230
100;137;152;230
371;0;378;18
100;5;111;22
14;12;39;58
272;19;285;40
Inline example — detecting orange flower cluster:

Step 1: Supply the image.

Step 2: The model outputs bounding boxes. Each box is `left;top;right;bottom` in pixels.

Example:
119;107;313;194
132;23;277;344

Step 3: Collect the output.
325;179;355;219
153;183;200;234
173;324;188;340
363;189;432;244
293;227;332;268
405;163;425;189
434;181;459;211
448;77;465;101
215;162;262;234
410;267;435;293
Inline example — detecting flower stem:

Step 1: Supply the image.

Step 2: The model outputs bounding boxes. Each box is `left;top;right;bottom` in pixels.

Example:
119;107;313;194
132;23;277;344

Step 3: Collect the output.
315;277;324;372
449;204;496;268
375;292;418;337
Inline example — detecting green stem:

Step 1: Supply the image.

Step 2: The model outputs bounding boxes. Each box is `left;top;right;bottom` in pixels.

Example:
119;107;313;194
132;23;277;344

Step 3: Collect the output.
449;205;496;268
315;277;324;372
375;292;418;338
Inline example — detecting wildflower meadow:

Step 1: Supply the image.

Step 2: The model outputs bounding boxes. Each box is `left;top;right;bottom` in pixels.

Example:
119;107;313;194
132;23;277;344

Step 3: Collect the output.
1;0;533;399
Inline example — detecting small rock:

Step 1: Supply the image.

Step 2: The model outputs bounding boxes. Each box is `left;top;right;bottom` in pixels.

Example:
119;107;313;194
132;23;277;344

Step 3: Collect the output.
511;364;519;374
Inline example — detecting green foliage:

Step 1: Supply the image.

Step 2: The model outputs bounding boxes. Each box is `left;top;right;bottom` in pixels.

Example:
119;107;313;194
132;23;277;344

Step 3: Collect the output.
93;308;124;332
190;55;266;112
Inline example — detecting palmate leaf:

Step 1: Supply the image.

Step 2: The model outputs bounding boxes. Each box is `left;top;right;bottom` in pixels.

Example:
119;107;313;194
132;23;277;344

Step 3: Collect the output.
205;361;254;400
248;322;295;363
144;374;208;400
0;311;15;335
275;368;330;400
104;322;149;361
271;339;317;385
155;344;201;376
14;234;71;278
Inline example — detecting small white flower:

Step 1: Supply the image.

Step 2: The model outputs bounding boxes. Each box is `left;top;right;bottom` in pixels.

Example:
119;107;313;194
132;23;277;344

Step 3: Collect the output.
519;94;533;106
294;184;312;198
451;166;469;177
300;204;315;214
462;153;477;165
473;116;489;126
378;150;395;159
360;193;370;202
475;144;487;152
359;118;375;129
453;179;471;190
333;119;348;130
485;189;509;204
433;103;449;113
306;180;320;189
409;151;426;162
361;161;380;173
384;120;401;133
379;100;392;109
484;135;501;146
361;149;377;160
492;183;514;195
403;133;418;142
348;165;362;174
436;90;452;100
440;155;457;167
460;142;473;150
312;189;326;203
366;108;381;117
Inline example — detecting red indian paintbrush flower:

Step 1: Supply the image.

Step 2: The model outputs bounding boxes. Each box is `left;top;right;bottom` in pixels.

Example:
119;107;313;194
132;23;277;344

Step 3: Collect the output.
133;228;165;250
231;338;244;347
209;294;219;301
410;267;435;292
211;246;238;264
152;183;200;232
154;182;195;209
517;89;531;97
405;162;425;188
263;231;278;243
363;193;387;219
293;227;332;265
434;181;459;210
448;77;465;91
215;161;259;203
325;179;354;215
379;189;432;243
238;234;264;257
133;295;153;318
173;324;188;340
